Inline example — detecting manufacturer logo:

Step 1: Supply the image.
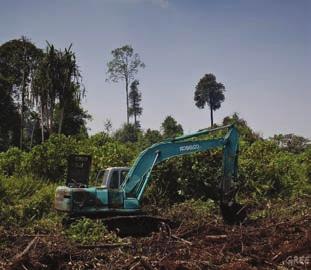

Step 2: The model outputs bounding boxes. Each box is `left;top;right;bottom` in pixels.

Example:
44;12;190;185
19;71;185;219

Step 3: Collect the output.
179;144;200;152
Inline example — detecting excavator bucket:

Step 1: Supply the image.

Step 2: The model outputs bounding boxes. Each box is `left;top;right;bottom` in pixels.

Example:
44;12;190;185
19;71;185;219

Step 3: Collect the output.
220;201;247;225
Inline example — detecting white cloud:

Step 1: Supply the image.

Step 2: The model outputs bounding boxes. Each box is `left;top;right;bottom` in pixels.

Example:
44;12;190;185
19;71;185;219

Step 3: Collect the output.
151;0;169;8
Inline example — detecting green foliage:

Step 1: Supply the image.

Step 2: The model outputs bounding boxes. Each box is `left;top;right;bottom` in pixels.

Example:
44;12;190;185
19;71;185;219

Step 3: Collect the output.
140;129;163;148
82;140;137;179
65;218;120;244
0;176;57;227
0;147;25;176
53;100;91;138
145;150;223;206
194;73;225;126
239;140;310;203
0;112;310;234
0;76;20;151
271;133;310;154
106;45;145;124
114;123;141;143
24;134;78;181
167;199;216;226
161;116;183;138
0;37;43;149
129;80;142;128
302;147;311;181
223;113;261;144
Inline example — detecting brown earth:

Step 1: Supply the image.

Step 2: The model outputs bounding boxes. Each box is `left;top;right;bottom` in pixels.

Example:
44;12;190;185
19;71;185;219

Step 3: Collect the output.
0;205;310;270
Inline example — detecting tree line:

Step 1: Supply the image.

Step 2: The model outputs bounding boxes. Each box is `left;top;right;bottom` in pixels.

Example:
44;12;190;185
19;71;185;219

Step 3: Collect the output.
0;37;89;151
1;37;229;152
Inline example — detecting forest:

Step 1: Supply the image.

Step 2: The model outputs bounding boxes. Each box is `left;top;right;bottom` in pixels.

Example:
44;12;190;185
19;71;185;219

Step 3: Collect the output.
0;37;310;270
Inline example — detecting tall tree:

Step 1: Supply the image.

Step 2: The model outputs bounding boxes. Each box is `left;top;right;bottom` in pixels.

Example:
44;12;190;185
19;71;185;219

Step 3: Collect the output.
194;73;225;127
56;45;84;134
0;76;20;151
106;45;145;124
161;116;183;138
0;37;42;148
32;43;84;140
129;80;142;128
53;98;91;138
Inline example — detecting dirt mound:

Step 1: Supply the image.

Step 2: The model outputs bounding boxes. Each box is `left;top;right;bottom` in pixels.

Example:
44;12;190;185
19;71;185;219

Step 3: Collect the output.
1;211;310;270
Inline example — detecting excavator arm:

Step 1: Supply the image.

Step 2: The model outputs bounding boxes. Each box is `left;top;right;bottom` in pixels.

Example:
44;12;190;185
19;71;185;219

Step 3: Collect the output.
122;125;239;205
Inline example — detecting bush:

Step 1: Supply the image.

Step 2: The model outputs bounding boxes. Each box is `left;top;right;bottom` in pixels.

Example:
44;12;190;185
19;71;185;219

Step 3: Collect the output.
65;218;120;244
0;147;25;176
82;141;138;180
145;150;223;206
23;134;78;181
167;199;216;226
0;176;57;227
239;140;310;203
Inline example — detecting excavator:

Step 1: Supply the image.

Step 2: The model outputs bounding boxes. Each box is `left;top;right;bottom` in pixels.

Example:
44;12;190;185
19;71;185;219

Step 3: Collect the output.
55;124;246;234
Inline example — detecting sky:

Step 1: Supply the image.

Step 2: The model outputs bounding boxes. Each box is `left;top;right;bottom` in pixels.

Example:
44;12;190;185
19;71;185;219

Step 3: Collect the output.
1;0;310;138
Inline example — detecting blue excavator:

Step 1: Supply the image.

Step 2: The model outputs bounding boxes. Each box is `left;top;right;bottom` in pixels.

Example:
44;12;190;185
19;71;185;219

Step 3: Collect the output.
55;125;245;234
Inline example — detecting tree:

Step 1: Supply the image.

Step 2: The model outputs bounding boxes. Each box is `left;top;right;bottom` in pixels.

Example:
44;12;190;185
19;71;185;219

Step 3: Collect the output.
129;80;142;128
114;123;140;143
0;37;42;148
56;45;84;135
103;118;113;134
271;134;310;154
141;129;163;148
194;73;225;127
32;43;84;140
223;113;261;143
106;45;145;124
161;116;183;138
0;76;20;151
53;98;91;138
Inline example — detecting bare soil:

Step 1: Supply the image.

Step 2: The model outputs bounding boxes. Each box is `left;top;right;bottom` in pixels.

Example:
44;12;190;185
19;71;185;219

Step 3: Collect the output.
1;203;310;270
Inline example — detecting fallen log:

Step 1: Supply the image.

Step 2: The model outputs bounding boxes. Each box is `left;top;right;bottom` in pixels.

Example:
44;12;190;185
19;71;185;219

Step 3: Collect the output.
9;236;38;269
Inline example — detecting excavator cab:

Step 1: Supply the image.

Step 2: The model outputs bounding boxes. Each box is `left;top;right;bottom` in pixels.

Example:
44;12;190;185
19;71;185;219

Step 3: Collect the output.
96;167;130;188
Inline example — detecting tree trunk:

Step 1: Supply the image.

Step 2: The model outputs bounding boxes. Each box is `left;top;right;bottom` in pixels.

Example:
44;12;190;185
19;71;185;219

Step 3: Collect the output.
125;78;129;124
47;102;54;136
58;106;65;134
30;119;37;149
20;73;25;149
40;103;45;143
210;106;214;127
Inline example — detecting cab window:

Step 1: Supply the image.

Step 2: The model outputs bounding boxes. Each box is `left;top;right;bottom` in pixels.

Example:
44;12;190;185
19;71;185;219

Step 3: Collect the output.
120;170;128;185
110;171;119;189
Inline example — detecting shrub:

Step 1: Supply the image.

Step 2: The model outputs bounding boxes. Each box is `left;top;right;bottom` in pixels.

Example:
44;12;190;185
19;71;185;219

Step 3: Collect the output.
167;199;216;226
21;184;57;225
0;176;57;227
23;134;78;181
82;141;138;180
65;218;120;244
0;147;25;176
239;140;309;203
145;150;223;206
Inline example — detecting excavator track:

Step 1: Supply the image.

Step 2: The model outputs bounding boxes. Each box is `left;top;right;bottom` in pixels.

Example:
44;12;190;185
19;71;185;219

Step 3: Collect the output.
102;215;175;237
63;214;176;237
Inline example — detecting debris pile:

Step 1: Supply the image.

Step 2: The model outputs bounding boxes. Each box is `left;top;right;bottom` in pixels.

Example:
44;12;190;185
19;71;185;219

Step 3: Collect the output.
1;210;310;270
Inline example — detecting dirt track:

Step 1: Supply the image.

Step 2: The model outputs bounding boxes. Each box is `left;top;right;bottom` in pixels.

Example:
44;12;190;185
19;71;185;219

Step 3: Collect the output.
1;209;310;270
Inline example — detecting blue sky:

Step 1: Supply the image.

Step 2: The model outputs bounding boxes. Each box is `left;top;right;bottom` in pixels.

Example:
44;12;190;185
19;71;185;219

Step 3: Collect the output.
1;0;310;137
